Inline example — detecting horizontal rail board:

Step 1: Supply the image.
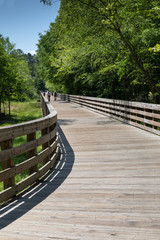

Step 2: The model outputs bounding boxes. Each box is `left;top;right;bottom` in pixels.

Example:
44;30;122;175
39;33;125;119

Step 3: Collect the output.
0;94;60;203
60;94;160;135
80;99;160;119
0;114;57;142
0;126;57;162
70;95;160;110
0;137;58;182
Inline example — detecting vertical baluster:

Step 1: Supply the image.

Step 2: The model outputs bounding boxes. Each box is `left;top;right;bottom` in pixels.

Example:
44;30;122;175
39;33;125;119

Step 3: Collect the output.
152;109;156;129
27;132;37;175
49;123;57;159
42;127;50;165
144;107;146;127
135;107;138;124
1;139;15;189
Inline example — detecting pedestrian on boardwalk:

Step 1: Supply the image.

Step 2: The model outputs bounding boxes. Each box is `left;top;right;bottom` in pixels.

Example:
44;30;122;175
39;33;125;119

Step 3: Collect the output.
54;91;57;101
47;91;51;102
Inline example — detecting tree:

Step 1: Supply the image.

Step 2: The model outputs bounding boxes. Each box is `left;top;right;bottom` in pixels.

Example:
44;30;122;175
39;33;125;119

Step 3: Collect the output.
39;0;160;103
0;44;9;115
0;35;36;116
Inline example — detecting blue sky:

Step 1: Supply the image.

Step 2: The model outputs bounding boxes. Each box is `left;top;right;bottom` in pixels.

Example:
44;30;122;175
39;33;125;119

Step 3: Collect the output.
0;0;60;54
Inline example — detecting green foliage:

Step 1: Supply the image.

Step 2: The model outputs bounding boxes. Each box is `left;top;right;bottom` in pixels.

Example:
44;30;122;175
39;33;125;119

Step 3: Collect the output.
38;0;160;103
0;101;42;126
149;43;160;52
0;35;41;116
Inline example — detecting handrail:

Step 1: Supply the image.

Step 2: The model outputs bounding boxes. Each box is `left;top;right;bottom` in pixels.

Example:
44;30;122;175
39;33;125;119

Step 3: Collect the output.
59;94;160;136
0;94;59;203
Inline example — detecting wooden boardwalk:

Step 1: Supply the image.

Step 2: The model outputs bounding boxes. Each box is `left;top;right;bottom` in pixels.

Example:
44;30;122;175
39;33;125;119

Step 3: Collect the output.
1;99;160;239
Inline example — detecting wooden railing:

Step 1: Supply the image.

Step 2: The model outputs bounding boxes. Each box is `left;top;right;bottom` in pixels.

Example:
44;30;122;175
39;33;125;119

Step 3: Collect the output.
59;94;160;136
0;94;59;203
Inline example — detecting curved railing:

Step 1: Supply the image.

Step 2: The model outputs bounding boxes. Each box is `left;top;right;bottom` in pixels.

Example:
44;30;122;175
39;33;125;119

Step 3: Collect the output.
0;94;59;203
59;94;160;136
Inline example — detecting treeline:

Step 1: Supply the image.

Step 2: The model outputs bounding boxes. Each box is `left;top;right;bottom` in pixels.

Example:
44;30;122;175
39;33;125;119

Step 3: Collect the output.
38;0;160;103
0;35;45;116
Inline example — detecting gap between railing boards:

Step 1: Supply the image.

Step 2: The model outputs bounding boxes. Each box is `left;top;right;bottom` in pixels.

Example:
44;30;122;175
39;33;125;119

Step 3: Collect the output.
0;93;60;204
58;93;160;136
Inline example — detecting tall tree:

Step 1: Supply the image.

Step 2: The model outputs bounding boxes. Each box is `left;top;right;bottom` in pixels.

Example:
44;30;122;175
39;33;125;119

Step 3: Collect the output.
39;0;160;103
0;35;36;116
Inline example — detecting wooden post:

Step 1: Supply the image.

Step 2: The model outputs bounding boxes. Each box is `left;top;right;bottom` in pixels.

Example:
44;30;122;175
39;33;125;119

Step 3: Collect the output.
41;127;50;165
49;123;56;159
152;109;156;129
27;132;38;175
1;139;15;189
144;107;146;127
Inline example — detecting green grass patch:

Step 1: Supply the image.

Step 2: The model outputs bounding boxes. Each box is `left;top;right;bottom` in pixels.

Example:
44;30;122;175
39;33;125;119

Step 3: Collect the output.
0;101;42;127
0;100;43;192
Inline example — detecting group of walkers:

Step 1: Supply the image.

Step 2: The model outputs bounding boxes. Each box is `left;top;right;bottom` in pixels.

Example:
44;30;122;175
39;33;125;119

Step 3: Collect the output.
43;91;57;102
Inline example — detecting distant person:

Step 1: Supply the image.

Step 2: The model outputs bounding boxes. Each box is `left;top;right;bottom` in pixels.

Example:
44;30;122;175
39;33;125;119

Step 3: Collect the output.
43;92;45;96
47;91;50;102
54;91;57;101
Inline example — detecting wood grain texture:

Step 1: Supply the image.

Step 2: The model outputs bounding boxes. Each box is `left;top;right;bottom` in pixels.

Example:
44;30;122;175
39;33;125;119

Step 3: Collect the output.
0;99;160;239
68;95;160;136
0;95;58;201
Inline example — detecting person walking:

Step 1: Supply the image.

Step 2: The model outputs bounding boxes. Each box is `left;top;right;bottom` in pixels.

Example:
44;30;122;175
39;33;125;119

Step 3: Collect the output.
54;91;57;101
47;91;51;102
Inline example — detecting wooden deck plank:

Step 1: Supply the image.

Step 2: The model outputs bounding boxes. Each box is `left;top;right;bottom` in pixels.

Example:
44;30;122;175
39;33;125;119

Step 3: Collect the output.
1;99;160;239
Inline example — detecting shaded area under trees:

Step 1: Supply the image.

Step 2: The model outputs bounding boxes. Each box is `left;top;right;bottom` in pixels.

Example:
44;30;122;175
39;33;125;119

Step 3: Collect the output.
39;0;160;103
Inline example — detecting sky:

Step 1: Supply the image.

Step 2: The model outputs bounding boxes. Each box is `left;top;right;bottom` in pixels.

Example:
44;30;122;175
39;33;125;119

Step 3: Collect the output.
0;0;60;54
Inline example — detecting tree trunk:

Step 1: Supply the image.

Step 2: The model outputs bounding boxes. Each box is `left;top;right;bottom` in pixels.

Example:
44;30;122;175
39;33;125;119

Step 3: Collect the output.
114;26;160;103
8;95;11;117
0;97;1;116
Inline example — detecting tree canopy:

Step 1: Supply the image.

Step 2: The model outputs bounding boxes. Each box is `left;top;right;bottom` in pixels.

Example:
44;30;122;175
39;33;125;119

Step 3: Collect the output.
0;35;45;117
38;0;160;103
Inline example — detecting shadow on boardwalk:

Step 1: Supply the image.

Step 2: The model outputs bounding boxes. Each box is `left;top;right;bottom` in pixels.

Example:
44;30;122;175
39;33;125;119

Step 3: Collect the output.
0;124;74;230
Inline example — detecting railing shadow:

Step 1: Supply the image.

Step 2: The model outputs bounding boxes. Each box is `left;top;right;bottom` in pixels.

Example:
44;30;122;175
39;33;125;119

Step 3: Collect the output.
0;124;74;229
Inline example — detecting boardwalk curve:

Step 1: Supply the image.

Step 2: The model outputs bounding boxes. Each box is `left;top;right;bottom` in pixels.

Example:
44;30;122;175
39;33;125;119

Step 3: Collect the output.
1;99;160;239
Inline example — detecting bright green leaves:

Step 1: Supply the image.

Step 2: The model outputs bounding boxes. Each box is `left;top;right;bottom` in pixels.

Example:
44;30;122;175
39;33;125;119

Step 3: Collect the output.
149;43;160;52
0;35;36;115
37;0;160;103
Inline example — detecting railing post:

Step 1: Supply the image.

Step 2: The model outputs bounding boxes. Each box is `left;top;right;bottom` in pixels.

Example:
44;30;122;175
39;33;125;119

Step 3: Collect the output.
0;93;59;203
152;109;156;129
144;107;146;127
49;123;57;159
41;127;50;165
1;139;15;189
66;94;69;102
27;132;38;175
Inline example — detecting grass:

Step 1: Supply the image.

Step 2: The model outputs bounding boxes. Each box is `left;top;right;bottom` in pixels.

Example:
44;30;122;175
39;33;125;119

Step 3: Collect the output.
0;101;42;126
0;100;43;192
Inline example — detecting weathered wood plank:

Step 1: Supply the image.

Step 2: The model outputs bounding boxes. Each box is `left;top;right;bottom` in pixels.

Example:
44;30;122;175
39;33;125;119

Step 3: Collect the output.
0;116;57;142
68;94;160;136
1;99;160;239
0;139;58;182
0;126;57;163
0;95;58;203
1;139;15;189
